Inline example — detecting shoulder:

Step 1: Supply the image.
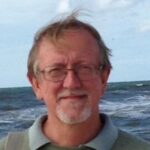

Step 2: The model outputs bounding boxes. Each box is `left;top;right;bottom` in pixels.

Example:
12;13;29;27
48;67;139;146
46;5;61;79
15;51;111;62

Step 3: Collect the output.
112;129;150;150
0;137;7;150
0;130;30;150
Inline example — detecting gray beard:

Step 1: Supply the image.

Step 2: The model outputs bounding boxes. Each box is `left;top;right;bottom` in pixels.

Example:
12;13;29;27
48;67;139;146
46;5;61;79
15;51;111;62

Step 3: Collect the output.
56;104;92;125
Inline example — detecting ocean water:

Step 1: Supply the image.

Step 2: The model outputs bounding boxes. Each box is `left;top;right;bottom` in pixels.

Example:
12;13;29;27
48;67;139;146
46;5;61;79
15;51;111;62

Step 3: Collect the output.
0;81;150;142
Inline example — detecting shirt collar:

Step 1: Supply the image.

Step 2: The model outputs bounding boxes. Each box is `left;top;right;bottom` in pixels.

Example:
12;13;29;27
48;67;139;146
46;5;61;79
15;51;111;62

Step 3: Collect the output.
28;114;118;150
29;115;49;150
85;114;118;150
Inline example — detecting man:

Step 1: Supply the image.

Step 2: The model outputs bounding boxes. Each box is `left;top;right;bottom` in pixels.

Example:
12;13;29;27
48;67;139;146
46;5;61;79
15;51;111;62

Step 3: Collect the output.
0;12;150;150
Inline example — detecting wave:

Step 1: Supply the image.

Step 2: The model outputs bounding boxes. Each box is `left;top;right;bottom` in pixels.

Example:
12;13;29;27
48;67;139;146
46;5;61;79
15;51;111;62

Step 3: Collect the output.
101;95;150;119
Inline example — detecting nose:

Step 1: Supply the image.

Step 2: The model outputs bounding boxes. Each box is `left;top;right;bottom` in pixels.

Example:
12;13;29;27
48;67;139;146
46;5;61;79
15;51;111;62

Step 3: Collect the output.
62;70;82;89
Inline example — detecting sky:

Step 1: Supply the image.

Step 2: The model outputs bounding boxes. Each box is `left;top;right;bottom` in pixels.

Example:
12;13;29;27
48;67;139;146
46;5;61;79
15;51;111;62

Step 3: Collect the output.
0;0;150;88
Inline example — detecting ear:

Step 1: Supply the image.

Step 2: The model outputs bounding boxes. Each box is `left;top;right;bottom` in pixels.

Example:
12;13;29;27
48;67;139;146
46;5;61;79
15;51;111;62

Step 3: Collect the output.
100;68;111;94
27;74;43;100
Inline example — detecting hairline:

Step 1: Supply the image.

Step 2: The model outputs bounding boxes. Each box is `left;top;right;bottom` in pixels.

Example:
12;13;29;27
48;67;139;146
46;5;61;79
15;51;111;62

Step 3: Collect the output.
27;16;112;77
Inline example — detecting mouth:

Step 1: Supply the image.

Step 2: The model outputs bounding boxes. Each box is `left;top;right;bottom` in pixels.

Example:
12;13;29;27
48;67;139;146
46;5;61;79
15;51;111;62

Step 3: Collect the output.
57;89;88;102
61;95;87;99
59;94;87;101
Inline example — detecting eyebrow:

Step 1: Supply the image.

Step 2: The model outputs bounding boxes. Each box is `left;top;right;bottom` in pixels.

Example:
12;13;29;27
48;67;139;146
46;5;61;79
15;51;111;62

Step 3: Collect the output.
44;63;66;68
43;60;98;69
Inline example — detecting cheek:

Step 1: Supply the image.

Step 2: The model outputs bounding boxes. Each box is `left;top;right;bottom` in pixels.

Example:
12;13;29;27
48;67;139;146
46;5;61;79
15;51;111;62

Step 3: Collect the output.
40;83;61;106
84;78;103;102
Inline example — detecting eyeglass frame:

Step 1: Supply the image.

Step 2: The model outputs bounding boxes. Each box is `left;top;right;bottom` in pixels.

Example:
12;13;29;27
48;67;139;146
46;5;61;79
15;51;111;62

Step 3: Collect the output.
35;64;104;82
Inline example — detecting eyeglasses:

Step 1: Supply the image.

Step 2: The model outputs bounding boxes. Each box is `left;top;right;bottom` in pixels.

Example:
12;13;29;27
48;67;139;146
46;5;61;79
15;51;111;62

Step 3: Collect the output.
37;64;103;82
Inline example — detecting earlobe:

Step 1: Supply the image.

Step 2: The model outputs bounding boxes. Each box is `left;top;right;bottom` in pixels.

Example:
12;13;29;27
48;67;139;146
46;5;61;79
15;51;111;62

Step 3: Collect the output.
27;74;43;100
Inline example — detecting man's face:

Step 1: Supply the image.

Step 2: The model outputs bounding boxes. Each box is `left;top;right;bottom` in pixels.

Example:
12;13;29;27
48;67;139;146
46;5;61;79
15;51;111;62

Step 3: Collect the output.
30;29;110;124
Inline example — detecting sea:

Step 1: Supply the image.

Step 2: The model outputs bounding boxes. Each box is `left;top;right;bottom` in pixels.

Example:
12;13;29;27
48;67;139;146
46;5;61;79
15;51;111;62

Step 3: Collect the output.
0;80;150;142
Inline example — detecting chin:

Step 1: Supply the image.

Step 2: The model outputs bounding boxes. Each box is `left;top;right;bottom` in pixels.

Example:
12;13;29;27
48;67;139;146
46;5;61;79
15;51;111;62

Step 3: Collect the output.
56;105;92;125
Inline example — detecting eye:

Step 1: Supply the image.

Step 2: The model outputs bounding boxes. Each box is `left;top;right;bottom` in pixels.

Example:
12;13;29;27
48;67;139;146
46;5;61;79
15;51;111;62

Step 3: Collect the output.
78;65;92;74
47;68;65;77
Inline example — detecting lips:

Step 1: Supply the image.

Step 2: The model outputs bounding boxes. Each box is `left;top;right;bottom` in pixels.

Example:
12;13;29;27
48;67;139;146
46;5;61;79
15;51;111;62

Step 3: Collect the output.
61;94;87;100
57;89;88;102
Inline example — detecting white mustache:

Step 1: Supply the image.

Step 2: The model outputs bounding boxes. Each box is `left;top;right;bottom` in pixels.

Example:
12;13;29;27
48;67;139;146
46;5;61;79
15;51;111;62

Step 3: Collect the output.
57;89;88;100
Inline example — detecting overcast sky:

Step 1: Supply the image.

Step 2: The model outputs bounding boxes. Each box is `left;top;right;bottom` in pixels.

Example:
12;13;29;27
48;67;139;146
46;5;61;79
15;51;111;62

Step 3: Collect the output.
0;0;150;88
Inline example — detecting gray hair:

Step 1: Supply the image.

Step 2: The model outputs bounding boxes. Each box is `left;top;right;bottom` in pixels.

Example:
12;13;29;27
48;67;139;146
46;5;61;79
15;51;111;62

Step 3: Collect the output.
27;11;112;77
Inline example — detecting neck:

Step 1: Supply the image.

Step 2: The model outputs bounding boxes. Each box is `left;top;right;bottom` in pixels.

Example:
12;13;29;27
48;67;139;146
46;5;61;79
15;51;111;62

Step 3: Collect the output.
42;113;103;148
